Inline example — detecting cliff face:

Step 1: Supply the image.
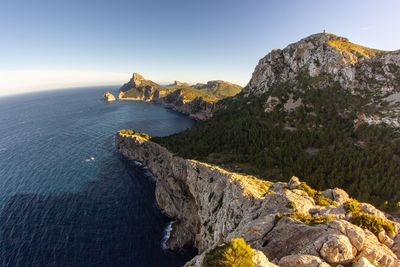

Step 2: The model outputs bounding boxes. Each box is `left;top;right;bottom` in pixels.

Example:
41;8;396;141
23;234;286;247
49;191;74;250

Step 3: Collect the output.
118;73;242;120
116;132;400;266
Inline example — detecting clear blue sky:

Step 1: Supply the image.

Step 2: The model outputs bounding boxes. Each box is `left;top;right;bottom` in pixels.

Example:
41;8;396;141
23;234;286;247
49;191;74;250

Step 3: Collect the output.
0;0;399;94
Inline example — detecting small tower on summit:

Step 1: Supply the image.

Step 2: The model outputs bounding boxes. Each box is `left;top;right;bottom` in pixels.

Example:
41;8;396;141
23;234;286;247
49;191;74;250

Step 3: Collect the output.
323;29;326;34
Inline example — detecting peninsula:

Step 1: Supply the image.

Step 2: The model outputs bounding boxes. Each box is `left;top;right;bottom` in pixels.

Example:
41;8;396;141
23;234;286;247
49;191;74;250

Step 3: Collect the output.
118;73;242;120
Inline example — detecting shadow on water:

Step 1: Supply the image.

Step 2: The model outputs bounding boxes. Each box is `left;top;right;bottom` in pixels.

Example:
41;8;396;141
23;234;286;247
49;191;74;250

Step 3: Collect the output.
0;153;197;267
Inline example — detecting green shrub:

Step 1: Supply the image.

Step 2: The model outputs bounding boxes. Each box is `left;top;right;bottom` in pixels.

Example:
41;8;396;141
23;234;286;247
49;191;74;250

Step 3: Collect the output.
296;182;338;206
276;211;334;225
204;238;254;267
119;129;135;135
296;182;315;197
136;132;151;139
287;212;334;225
344;199;361;214
351;213;396;236
119;129;151;139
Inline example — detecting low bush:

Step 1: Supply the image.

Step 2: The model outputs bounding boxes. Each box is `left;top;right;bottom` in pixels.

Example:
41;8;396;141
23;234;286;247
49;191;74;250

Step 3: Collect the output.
296;182;338;206
119;129;151;139
204;238;254;267
119;129;135;135
351;212;396;236
344;199;361;214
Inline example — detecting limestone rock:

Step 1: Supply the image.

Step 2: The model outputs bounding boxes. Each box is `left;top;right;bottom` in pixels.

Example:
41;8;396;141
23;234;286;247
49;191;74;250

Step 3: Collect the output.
279;254;330;267
352;257;375;267
253;249;279;267
319;234;354;264
103;91;116;102
321;188;349;204
288;176;301;189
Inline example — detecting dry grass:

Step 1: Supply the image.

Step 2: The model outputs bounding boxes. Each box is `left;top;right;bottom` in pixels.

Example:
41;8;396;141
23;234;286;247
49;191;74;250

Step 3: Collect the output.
327;39;383;62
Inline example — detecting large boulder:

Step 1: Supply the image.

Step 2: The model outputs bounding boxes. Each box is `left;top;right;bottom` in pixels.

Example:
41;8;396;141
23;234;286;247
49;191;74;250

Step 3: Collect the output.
319;234;354;264
279;254;330;267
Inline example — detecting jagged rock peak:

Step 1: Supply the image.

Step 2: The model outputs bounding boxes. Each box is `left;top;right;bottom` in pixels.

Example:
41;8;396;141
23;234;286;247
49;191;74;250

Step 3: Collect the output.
245;32;398;96
173;80;191;87
131;72;146;87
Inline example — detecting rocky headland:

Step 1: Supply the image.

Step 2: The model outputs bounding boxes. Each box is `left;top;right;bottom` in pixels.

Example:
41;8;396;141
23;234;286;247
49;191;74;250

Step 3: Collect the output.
116;131;400;266
118;73;242;120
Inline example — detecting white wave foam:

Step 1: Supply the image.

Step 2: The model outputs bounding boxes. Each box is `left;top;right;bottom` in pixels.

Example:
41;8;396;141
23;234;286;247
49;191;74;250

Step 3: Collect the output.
84;157;96;162
161;221;175;250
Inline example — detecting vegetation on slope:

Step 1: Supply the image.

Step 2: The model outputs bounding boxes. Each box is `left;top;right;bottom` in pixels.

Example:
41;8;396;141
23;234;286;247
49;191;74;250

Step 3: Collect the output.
204;238;254;267
326;39;384;60
153;74;400;210
119;129;151;140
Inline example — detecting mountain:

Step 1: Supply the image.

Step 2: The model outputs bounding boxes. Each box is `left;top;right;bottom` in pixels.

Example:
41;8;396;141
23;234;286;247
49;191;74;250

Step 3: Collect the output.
118;73;242;120
153;33;400;211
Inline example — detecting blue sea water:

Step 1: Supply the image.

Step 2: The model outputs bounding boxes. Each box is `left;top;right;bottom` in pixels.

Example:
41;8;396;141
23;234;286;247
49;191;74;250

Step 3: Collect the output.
0;87;196;267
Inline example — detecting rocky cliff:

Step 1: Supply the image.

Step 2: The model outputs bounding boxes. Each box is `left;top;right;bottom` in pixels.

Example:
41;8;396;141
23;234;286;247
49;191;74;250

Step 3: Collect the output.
246;33;400;127
116;131;400;266
118;73;242;120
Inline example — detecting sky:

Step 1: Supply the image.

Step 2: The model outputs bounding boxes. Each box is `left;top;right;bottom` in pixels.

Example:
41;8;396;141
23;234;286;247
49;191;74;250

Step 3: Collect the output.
0;0;400;96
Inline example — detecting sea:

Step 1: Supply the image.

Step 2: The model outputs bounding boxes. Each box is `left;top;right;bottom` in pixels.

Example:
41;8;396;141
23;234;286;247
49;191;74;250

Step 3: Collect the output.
0;86;197;267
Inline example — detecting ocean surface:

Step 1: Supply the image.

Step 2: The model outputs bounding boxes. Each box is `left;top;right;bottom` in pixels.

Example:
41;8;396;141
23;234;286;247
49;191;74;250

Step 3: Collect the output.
0;87;196;267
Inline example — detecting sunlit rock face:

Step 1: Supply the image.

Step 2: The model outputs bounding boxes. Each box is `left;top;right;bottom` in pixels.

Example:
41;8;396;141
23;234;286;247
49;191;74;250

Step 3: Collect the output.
116;132;400;266
245;33;400;128
103;91;116;102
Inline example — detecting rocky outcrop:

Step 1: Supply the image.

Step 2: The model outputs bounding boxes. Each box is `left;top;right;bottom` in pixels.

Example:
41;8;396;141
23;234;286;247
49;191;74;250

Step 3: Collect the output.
116;132;400;266
118;73;242;120
103;91;116;102
171;80;191;87
245;33;400;127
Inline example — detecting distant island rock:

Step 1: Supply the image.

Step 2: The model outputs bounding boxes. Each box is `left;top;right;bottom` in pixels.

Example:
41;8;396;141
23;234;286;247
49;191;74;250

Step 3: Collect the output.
103;91;116;102
117;73;242;120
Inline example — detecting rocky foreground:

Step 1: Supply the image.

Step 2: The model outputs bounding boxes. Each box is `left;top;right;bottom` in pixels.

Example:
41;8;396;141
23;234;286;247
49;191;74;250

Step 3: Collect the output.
116;131;400;267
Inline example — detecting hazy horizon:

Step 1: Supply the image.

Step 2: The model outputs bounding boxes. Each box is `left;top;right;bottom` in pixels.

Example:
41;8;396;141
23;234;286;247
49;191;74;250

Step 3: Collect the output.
1;0;400;95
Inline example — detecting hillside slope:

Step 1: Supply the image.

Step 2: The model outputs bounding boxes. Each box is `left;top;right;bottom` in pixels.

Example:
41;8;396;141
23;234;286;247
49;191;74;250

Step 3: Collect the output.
118;73;242;120
153;33;400;210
